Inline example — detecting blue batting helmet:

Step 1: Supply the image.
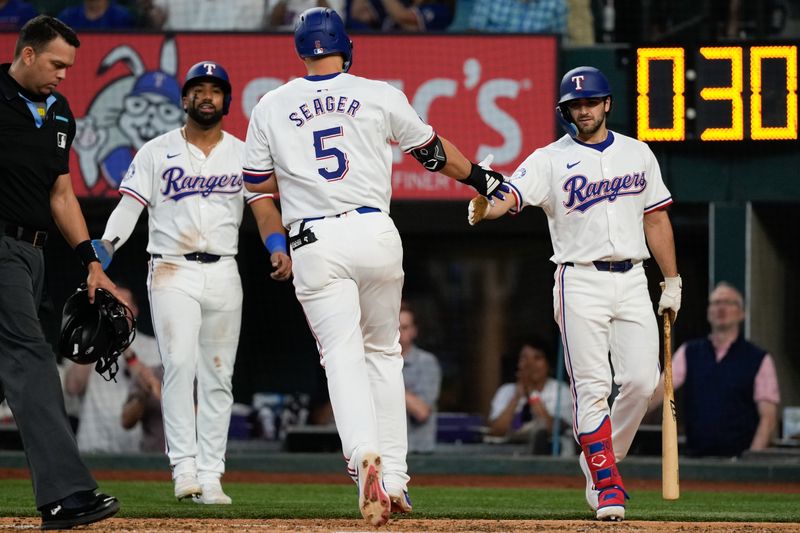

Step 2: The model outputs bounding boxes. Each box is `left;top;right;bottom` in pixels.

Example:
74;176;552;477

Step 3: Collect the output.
182;61;232;115
294;8;353;72
556;66;612;137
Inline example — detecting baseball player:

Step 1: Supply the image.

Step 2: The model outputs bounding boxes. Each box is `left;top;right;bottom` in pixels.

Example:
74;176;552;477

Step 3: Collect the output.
242;7;506;527
94;60;291;504
469;66;681;521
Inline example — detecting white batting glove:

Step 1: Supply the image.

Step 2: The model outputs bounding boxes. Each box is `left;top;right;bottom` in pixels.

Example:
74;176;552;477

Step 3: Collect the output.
658;276;682;319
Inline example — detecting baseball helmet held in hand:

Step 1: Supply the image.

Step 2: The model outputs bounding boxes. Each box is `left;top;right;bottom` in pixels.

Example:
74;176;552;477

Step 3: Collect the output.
294;7;353;72
182;61;233;115
59;285;136;381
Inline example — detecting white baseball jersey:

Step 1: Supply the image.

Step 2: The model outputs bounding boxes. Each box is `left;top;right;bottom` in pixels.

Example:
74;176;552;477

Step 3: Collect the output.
243;72;434;226
506;131;672;264
120;128;270;255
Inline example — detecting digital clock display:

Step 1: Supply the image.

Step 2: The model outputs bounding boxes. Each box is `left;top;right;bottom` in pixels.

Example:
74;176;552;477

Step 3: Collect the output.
636;45;798;141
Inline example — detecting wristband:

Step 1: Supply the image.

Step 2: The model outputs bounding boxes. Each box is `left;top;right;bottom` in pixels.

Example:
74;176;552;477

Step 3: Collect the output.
75;240;100;268
265;232;287;255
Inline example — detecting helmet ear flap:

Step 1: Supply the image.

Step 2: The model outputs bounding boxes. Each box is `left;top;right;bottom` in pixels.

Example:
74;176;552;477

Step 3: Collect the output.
556;104;578;137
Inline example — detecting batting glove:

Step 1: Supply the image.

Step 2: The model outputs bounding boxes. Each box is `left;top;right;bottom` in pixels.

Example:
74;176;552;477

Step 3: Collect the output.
658;276;682;319
463;154;510;200
91;239;114;271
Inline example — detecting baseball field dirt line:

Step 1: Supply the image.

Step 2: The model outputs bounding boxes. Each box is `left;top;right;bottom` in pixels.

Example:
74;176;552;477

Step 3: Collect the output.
2;518;800;532
3;468;800;493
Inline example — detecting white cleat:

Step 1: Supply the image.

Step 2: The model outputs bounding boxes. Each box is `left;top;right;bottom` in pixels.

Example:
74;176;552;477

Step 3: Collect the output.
579;452;599;512
357;453;390;527
193;481;232;505
174;473;202;501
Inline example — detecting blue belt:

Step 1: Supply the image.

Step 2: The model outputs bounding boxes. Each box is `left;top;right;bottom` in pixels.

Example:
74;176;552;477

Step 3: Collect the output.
565;260;634;273
303;206;380;224
152;252;221;263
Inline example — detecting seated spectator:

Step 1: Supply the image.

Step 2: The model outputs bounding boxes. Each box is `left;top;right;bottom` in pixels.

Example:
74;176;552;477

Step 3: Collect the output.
142;0;266;30
488;339;572;455
399;302;441;453
467;0;566;34
57;0;135;29
266;0;344;31
651;282;781;457
64;286;161;453
348;0;453;31
121;364;164;453
0;0;37;30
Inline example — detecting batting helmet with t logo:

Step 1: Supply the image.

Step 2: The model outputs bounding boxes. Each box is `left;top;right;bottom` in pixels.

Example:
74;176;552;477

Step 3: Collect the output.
294;8;353;72
555;66;612;137
182;61;232;115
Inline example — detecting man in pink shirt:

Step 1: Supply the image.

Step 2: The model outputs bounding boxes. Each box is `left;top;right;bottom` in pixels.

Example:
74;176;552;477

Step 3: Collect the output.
652;282;780;456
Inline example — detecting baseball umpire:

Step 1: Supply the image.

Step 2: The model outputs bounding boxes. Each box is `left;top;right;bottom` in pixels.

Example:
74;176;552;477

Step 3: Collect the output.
469;66;681;521
0;15;121;530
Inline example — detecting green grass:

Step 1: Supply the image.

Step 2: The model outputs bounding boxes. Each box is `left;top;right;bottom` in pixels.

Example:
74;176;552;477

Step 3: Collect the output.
1;480;798;522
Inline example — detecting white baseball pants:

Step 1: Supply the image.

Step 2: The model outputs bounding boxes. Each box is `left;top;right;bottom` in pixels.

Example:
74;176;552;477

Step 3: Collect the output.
147;256;242;481
554;261;660;460
290;211;409;493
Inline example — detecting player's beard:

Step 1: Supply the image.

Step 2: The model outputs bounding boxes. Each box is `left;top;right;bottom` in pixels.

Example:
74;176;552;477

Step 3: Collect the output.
187;103;224;127
575;113;605;137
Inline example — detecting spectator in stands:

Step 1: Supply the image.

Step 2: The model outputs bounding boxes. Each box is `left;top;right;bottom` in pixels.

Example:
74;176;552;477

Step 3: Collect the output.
141;0;266;30
0;0;37;30
650;282;781;457
348;0;453;31
467;0;566;34
57;0;135;29
265;0;344;31
121;363;165;453
64;286;161;453
488;339;572;455
565;0;594;44
399;302;441;453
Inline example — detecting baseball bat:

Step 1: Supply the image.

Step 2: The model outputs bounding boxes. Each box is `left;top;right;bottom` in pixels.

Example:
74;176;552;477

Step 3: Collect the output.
662;310;680;500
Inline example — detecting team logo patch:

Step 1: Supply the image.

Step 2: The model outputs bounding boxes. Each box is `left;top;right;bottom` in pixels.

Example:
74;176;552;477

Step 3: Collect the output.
57;132;67;149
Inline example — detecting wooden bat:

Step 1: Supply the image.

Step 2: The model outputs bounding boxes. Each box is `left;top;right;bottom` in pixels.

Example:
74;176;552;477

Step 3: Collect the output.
662;310;680;500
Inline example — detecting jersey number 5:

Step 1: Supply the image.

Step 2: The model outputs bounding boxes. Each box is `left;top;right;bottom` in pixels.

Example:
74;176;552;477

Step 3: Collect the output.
313;126;349;181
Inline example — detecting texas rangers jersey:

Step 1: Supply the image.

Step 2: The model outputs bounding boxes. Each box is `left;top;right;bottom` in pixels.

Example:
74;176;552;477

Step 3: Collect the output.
120;128;270;256
243;72;434;227
506;131;672;264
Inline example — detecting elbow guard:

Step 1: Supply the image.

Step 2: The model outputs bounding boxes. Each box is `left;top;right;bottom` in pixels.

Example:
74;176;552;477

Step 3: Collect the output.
410;135;447;172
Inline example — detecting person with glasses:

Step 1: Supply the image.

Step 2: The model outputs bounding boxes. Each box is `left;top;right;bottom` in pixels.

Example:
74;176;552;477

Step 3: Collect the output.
651;281;781;457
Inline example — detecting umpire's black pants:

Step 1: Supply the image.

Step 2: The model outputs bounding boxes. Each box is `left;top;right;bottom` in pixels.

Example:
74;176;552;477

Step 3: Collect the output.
0;236;96;508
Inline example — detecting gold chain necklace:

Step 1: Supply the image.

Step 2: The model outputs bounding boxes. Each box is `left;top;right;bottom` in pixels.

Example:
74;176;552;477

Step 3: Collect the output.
181;126;222;174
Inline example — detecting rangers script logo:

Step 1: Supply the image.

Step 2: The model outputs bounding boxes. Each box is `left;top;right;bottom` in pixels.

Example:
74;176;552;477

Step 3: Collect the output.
563;172;647;213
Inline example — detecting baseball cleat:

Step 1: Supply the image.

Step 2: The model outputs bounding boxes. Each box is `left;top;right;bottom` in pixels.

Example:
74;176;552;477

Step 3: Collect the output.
174;473;202;501
193;481;232;505
596;486;628;521
357;453;390;527
389;490;413;514
579;451;599;511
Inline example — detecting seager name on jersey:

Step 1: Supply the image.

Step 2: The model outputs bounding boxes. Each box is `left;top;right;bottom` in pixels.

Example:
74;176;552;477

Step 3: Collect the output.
563;171;647;213
289;95;361;127
161;166;244;201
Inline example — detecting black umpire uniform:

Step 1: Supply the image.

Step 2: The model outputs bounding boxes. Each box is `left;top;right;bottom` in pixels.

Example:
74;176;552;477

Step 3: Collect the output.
0;63;98;508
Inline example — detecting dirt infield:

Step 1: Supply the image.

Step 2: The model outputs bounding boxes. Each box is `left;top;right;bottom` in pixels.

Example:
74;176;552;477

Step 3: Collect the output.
1;517;799;532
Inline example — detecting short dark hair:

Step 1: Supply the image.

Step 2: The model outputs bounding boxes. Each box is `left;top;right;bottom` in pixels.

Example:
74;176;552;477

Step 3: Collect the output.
14;15;80;58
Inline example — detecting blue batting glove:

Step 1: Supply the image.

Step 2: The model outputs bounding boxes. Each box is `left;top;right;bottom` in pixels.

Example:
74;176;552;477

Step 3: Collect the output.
91;239;114;270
